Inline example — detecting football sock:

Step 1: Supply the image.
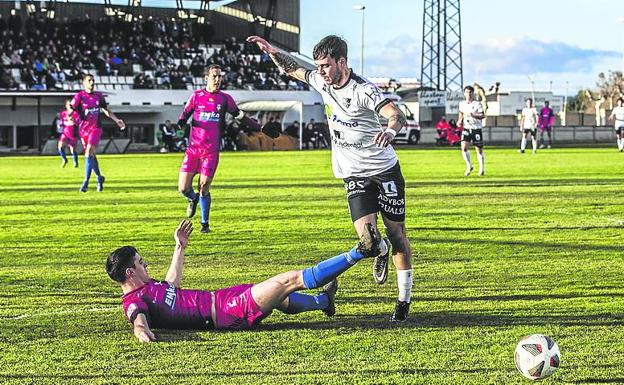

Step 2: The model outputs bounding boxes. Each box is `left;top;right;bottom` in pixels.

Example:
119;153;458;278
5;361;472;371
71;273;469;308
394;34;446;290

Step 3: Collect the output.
477;152;484;173
199;192;211;225
181;189;198;201
397;269;413;302
282;292;328;314
521;138;527;151
72;152;78;166
462;150;471;168
532;138;538;152
618;138;623;150
302;247;363;289
58;148;67;162
84;156;93;181
91;156;101;177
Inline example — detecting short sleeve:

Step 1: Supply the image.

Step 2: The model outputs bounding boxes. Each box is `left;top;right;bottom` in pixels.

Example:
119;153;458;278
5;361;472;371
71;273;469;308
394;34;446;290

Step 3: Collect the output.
99;93;108;109
123;298;149;324
305;70;324;93
358;82;391;113
70;92;80;111
225;93;239;115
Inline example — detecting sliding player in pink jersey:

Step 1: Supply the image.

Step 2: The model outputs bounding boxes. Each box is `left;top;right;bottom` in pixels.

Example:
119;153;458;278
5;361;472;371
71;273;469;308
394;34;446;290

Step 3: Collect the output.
70;74;125;193
177;64;264;233
106;220;386;341
57;99;81;168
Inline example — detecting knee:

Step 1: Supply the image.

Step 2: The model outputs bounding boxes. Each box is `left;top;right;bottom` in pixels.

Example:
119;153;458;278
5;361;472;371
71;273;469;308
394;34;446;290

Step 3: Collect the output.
198;182;211;195
386;226;411;256
276;270;304;290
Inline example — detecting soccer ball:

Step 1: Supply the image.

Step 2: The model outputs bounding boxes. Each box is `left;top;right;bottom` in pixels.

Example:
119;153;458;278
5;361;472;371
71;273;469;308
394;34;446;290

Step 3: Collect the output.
514;334;561;381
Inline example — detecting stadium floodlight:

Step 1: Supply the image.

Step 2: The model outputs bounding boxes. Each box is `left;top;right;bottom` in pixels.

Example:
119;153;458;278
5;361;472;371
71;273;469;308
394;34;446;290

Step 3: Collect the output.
352;5;365;76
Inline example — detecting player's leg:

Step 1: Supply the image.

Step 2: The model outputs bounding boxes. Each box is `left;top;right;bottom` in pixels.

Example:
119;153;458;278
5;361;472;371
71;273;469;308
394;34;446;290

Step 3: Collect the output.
344;176;390;284
547;127;553;148
197;152;219;233
475;144;485;176
80;141;94;192
381;217;412;322
251;223;383;315
68;143;78;167
617;129;623;152
178;148;200;217
57;139;68;168
531;130;538;154
539;127;545;149
520;131;528;153
374;163;412;322
461;138;473;176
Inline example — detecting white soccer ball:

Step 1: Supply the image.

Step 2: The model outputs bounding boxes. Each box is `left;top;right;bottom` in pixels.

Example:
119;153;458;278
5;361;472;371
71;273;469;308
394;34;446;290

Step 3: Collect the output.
514;334;561;381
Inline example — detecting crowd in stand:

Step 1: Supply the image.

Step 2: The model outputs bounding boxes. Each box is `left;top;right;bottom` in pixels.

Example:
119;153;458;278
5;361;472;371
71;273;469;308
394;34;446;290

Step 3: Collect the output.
0;11;307;91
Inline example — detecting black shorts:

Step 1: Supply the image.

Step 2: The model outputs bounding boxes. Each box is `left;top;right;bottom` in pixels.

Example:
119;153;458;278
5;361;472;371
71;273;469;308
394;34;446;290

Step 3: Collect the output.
523;128;537;137
616;126;624;135
343;162;406;222
461;128;483;147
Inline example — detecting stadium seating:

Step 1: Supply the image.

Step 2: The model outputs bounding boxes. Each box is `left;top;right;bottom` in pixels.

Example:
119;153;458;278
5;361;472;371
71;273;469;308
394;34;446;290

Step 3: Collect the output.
0;13;307;92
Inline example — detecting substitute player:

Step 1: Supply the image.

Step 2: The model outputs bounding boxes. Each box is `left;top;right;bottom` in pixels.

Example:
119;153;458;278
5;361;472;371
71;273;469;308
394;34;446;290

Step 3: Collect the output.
177;64;265;234
538;100;555;149
458;85;485;176
107;220;384;341
608;97;624;152
57;99;81;168
247;34;412;322
71;74;125;192
519;98;539;154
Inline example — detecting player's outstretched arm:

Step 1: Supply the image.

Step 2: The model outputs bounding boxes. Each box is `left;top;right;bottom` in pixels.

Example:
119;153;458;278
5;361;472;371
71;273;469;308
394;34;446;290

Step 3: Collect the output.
102;108;126;130
373;102;406;147
165;219;193;288
246;36;308;83
133;313;155;343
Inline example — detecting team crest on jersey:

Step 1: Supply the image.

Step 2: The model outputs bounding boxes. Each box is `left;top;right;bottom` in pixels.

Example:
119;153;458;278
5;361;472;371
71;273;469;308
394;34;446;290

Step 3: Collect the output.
127;303;138;319
344;98;352;109
217;104;222;110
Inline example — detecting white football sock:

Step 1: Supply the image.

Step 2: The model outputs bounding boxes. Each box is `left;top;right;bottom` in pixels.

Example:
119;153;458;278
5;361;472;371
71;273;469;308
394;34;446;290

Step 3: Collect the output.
532;138;537;152
462;150;472;168
521;137;527;151
477;152;484;173
396;269;413;302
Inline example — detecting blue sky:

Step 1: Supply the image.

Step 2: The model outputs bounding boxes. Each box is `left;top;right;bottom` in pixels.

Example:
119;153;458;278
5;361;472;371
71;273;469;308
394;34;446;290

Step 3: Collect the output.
299;0;624;94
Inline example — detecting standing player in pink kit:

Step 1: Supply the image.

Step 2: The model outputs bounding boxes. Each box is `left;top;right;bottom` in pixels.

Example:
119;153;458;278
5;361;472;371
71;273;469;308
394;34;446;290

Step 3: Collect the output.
538;100;555;149
70;74;125;193
106;220;384;341
177;64;262;233
57;99;81;168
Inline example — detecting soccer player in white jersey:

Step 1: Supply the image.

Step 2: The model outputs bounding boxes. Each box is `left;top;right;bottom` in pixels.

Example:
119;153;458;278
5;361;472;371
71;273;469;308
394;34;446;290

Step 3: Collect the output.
247;34;413;322
519;98;539;154
608;97;624;152
458;85;485;176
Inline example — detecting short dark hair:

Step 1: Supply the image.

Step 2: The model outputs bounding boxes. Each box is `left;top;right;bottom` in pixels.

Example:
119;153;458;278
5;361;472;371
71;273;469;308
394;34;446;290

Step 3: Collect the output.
313;35;348;61
463;85;474;93
204;64;221;76
106;246;137;283
527;98;533;103
82;73;94;81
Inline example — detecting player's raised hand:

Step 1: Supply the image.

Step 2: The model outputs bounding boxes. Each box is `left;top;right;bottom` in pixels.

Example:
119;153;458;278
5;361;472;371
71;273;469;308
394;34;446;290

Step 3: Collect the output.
246;36;277;54
373;130;396;148
174;219;193;248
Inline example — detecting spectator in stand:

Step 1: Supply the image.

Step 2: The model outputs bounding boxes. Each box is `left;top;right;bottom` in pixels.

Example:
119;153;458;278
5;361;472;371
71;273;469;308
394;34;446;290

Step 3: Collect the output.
285;120;300;138
303;119;318;149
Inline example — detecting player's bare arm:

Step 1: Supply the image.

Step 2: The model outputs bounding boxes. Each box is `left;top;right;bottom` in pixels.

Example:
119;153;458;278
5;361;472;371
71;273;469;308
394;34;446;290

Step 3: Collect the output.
246;35;308;83
102;108;126;130
373;102;406;147
133;313;155;343
165;219;193;288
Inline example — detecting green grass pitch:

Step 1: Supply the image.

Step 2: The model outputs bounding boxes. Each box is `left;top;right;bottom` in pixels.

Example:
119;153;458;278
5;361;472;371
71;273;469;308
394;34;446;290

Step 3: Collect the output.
0;147;623;384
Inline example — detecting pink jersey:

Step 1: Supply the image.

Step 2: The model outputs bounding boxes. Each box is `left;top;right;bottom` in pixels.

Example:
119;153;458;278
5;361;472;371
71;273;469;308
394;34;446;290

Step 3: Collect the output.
178;89;239;152
539;107;555;128
122;280;214;329
70;90;108;131
59;110;81;139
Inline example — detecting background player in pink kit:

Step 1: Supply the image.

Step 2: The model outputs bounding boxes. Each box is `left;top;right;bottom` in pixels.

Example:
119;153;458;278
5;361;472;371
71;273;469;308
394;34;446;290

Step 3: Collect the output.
538;100;555;149
57;99;81;168
177;64;262;233
106;220;385;342
71;74;125;193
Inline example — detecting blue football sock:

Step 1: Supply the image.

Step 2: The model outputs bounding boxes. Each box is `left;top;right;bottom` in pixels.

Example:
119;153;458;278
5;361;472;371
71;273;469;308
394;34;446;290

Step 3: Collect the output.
58;148;67;162
91;156;101;177
302;247;364;289
199;192;211;224
282;292;329;314
72;152;78;166
181;189;198;201
84;156;93;181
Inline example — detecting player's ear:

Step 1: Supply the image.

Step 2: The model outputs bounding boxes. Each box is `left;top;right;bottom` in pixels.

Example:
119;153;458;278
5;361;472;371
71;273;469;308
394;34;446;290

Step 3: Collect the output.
125;267;134;279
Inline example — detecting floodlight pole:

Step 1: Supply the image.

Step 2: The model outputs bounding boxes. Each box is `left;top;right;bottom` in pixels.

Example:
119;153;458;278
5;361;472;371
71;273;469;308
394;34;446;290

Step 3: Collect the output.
353;5;365;76
618;17;624;75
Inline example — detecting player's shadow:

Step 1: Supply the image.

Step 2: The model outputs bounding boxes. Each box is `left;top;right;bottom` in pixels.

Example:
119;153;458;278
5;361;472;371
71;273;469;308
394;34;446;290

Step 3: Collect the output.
154;329;203;342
